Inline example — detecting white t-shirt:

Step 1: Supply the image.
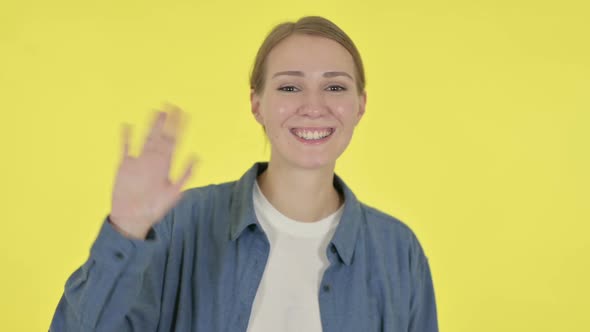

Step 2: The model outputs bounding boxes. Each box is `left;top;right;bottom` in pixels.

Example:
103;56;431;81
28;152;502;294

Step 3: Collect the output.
246;180;344;332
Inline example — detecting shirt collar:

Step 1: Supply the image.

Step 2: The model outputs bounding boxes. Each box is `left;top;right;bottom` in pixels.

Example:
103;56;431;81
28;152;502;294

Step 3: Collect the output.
229;161;362;266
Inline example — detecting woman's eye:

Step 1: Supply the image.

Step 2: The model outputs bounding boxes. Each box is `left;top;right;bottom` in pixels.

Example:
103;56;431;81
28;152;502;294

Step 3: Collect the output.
327;85;346;92
278;86;298;92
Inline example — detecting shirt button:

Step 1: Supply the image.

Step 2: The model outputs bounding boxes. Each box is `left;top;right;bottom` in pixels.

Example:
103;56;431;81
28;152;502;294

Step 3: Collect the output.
322;284;331;292
330;245;337;254
115;251;125;260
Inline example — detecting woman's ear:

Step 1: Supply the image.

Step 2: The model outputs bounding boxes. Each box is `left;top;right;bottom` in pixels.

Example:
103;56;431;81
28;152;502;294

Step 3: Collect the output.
354;91;367;126
250;90;264;125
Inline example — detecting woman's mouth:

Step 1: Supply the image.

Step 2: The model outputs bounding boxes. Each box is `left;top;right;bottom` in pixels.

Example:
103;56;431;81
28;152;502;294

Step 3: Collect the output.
290;127;335;144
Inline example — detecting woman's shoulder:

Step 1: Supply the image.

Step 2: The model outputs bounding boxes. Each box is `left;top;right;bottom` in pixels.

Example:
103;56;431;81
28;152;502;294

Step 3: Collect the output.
357;202;432;274
361;203;412;233
161;180;239;229
180;180;237;205
359;202;424;250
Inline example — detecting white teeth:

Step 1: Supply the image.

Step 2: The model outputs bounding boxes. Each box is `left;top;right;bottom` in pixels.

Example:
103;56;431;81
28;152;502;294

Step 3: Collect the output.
293;129;332;140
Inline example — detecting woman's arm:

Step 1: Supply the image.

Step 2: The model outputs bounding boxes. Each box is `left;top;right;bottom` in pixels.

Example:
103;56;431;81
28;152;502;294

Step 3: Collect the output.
408;232;439;332
50;106;194;331
50;215;171;332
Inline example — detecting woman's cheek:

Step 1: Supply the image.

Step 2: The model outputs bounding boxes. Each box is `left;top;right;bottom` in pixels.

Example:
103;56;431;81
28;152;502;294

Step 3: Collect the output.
277;105;290;116
333;104;350;118
338;100;360;119
268;96;293;116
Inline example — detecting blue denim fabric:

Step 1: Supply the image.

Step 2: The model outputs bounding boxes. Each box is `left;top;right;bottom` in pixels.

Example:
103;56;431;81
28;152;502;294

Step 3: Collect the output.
50;162;438;331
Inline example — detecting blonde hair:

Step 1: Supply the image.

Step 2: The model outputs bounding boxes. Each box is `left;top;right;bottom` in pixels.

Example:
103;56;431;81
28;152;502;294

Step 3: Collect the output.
250;16;366;95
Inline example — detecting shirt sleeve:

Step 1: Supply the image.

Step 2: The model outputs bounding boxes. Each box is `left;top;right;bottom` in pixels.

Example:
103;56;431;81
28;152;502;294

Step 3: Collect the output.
49;214;171;332
408;232;439;332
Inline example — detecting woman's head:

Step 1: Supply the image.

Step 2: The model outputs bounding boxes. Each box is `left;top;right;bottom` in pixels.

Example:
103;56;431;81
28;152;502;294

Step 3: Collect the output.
250;16;367;171
250;16;366;95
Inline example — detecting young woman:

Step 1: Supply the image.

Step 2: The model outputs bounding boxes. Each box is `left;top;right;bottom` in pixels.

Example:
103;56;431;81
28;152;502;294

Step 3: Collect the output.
50;16;439;332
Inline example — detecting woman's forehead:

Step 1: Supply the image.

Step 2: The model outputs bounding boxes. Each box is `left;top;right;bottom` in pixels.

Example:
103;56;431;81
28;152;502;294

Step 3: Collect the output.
265;34;355;75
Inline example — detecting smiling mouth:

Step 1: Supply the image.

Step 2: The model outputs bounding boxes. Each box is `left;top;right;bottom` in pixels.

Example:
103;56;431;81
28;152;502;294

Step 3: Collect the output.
290;127;335;141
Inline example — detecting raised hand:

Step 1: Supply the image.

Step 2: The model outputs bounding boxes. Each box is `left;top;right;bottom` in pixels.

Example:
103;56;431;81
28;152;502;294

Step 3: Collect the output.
109;104;196;239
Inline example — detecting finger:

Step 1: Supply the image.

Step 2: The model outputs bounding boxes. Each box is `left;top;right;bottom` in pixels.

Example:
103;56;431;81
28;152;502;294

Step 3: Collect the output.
142;104;186;157
121;123;132;158
147;110;166;139
141;111;169;155
173;155;198;191
161;103;184;141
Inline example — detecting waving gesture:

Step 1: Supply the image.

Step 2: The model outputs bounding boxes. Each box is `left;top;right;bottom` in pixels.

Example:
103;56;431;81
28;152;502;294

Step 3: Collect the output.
109;105;196;239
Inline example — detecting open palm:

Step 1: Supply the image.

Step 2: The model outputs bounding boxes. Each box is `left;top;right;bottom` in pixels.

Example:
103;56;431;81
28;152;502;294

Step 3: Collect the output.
110;105;196;239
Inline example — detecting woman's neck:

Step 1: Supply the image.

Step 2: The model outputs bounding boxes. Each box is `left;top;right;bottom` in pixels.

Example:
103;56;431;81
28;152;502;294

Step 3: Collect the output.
256;161;343;223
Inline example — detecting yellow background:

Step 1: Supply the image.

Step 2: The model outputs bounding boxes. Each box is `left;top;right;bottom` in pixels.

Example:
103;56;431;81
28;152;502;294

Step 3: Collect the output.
1;0;588;330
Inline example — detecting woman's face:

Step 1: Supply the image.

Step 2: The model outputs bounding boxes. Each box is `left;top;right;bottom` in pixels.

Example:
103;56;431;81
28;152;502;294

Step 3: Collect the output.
251;34;366;171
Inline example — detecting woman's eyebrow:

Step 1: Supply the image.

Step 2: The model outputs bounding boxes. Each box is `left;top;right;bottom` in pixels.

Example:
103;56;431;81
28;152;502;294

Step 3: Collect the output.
272;71;305;78
271;71;353;80
323;71;353;80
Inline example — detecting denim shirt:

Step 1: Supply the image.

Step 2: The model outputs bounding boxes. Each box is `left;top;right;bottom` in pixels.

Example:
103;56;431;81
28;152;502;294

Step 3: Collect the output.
50;162;439;332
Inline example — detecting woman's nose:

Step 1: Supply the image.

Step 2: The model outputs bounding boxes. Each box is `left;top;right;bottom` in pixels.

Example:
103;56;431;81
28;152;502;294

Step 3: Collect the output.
297;91;328;117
